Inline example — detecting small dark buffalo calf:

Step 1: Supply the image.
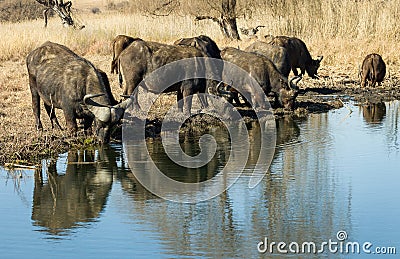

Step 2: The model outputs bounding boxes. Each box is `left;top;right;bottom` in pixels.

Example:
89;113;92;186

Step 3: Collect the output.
360;53;386;88
269;36;323;78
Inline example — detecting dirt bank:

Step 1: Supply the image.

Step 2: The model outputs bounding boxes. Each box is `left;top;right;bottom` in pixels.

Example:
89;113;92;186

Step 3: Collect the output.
0;57;399;166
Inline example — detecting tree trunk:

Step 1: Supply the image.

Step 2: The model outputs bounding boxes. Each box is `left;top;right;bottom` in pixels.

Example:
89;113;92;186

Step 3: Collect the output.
220;16;240;40
194;0;240;40
220;0;240;40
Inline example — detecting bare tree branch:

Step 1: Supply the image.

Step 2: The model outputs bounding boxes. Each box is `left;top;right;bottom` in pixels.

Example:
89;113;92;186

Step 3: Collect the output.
194;15;221;24
206;0;221;13
35;0;83;29
147;0;180;17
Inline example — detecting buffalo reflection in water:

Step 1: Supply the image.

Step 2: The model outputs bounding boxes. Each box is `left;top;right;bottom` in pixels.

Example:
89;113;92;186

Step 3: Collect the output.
32;148;119;236
115;115;352;258
31;116;302;237
121;116;301;200
361;102;386;125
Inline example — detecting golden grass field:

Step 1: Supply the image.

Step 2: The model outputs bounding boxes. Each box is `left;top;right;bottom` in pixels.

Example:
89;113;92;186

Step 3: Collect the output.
1;0;400;164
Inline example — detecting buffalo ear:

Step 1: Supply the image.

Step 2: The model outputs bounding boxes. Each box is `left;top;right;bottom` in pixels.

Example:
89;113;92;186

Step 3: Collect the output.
317;56;323;62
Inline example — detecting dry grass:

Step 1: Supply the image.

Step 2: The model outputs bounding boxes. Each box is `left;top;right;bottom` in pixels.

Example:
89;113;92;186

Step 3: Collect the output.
1;0;400;66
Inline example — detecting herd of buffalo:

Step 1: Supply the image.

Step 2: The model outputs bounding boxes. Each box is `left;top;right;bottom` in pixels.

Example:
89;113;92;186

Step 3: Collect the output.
26;34;387;143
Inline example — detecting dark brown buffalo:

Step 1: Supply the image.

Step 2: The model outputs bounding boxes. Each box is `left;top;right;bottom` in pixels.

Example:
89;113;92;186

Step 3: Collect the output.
245;40;291;77
26;41;132;143
110;35;138;74
173;35;223;96
173;35;222;59
269;36;323;78
118;39;216;113
220;47;300;110
360;53;386;88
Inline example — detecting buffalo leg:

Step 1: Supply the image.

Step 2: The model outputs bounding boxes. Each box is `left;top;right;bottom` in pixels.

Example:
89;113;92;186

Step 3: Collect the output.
83;117;94;135
182;81;196;115
63;108;78;134
44;103;62;130
198;94;208;109
292;67;299;76
371;75;377;88
300;67;306;77
184;94;193;115
29;77;42;130
177;90;184;113
197;81;208;109
124;76;143;110
361;72;368;87
231;90;242;106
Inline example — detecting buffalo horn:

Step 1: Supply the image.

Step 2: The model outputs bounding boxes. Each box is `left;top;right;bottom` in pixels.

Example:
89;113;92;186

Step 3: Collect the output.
83;93;106;106
289;76;302;90
83;93;111;123
215;81;232;98
110;97;133;124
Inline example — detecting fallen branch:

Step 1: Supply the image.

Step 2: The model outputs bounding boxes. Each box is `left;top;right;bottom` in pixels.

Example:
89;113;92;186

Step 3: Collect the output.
339;99;353;113
4;163;37;170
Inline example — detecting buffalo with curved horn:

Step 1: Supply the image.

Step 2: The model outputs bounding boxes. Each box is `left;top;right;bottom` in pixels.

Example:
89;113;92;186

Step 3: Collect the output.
221;47;301;110
26;41;131;143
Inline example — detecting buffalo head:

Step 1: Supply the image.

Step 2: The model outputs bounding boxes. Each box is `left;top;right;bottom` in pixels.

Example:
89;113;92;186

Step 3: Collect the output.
277;76;301;110
84;94;132;143
306;56;323;79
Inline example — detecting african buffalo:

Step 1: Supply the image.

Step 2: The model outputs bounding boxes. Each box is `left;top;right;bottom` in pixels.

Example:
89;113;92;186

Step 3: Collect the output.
221;47;300;110
110;35;139;74
269;36;323;78
173;35;222;95
245;40;291;77
118;39;217;114
26;41;132;143
360;53;386;88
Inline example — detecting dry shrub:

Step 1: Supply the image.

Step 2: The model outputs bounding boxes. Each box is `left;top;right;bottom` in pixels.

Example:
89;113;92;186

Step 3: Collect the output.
0;0;47;23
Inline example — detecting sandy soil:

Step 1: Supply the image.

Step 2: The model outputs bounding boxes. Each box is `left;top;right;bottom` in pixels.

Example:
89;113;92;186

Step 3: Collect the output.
1;55;399;165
